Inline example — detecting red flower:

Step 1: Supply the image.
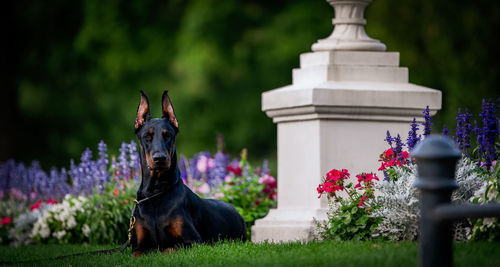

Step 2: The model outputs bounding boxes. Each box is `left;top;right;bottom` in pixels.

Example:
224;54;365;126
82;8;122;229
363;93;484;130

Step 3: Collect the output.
113;189;120;197
317;168;350;198
30;199;43;211
378;148;410;171
1;216;12;225
226;166;242;176
47;198;58;205
358;195;369;207
355;172;379;189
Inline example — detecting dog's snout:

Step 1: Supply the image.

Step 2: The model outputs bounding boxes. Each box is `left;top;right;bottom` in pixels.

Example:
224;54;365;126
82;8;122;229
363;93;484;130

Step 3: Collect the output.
152;152;167;162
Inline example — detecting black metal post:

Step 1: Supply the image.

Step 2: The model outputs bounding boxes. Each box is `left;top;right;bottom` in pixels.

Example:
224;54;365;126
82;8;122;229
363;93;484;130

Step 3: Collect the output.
412;136;461;267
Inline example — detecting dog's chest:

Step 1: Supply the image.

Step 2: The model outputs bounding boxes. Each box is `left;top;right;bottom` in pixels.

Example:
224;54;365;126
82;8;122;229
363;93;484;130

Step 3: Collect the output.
136;203;186;244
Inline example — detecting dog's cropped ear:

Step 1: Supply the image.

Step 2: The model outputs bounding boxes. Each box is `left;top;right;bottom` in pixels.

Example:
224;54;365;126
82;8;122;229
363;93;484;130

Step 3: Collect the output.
135;90;151;132
161;90;179;132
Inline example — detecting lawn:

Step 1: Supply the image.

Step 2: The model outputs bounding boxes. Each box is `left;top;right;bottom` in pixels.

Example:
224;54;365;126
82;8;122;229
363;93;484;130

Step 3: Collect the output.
1;241;499;267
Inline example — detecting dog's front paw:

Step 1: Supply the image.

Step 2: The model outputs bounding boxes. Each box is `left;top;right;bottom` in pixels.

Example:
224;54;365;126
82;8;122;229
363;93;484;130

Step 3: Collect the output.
162;248;176;254
132;250;144;257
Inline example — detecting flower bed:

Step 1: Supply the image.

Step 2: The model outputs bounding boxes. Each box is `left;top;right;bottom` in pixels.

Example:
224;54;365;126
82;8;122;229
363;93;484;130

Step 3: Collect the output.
316;99;499;241
0;138;275;245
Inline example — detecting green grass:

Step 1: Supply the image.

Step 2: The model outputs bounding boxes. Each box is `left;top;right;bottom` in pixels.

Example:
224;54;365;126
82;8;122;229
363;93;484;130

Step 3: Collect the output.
1;241;499;267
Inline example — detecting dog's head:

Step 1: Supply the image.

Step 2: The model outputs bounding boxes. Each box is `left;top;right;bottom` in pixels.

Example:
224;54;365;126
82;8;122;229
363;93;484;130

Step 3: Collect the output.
134;90;179;174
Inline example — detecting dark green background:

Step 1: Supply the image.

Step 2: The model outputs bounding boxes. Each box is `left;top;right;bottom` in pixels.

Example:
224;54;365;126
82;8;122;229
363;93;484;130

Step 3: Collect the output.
1;0;499;168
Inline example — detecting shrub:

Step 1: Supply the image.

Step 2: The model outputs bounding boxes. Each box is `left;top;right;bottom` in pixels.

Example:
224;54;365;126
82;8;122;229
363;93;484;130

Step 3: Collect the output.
179;146;276;237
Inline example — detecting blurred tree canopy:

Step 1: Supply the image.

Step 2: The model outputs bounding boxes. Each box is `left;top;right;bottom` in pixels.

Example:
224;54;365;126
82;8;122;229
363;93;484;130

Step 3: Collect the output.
1;0;499;168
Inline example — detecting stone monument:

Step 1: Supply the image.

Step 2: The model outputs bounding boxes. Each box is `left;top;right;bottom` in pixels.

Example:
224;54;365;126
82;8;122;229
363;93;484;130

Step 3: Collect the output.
251;0;442;242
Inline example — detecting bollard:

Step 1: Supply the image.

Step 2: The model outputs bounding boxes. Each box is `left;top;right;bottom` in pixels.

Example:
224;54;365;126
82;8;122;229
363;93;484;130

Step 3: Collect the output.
412;136;461;267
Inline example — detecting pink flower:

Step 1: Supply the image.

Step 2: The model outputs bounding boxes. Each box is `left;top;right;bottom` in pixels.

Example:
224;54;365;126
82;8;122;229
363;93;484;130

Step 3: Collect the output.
258;174;277;188
224;175;233;183
113;189;120;196
47;198;58;205
197;183;210;194
207;158;215;169
9;188;24;200
30;199;43;211
1;216;12;225
213;192;225;199
197;156;208;173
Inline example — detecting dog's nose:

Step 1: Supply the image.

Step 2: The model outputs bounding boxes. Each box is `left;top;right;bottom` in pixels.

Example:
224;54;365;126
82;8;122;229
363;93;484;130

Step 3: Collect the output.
152;152;167;162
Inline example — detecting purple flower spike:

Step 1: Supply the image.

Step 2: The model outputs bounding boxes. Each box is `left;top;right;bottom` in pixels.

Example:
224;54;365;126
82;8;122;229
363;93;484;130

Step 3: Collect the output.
128;141;141;182
97;140;110;192
213;151;229;182
179;155;188;181
478;99;498;170
406;118;421;151
118;142;130;180
383;170;390;181
394;134;405;163
422;106;432;137
454;108;473;156
442;124;450;137
262;159;269;175
384;131;394;147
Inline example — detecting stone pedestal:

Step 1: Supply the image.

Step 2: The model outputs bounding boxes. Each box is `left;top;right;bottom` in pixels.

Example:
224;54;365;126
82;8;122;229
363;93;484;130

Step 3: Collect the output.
251;0;441;243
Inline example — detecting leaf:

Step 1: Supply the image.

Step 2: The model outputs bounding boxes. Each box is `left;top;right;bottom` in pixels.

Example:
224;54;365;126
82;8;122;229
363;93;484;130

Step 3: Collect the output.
351;206;359;214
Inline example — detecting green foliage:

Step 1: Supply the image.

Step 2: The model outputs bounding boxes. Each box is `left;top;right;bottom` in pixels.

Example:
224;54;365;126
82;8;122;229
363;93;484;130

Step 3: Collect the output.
219;156;276;237
83;181;137;244
469;161;500;241
316;182;381;241
0;199;27;244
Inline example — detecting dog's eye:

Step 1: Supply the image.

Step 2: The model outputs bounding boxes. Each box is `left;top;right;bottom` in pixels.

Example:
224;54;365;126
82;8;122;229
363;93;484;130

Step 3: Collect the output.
162;130;171;139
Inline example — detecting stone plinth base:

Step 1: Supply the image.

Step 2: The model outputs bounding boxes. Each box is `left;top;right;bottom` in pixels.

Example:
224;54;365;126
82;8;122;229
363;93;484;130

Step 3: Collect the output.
251;208;327;242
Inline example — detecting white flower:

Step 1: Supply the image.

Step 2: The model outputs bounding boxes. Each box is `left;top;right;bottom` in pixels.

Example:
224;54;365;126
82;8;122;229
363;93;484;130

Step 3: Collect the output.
39;225;50;238
373;157;485;241
82;224;91;237
53;230;66;240
66;216;77;229
483;217;497;228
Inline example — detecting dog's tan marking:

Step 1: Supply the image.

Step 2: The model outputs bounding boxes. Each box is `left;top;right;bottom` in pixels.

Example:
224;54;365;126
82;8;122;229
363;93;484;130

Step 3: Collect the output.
132;250;144;258
134;221;147;244
162;129;167;135
166;215;183;238
145;153;154;170
162;248;175;254
148;129;153;135
150;170;154;177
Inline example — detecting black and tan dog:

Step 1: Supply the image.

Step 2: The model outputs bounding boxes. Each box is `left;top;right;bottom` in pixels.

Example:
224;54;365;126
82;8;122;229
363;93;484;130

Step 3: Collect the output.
131;90;246;257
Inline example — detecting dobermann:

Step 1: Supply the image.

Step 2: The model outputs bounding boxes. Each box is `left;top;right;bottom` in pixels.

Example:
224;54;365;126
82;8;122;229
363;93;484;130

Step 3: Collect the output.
131;90;246;256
